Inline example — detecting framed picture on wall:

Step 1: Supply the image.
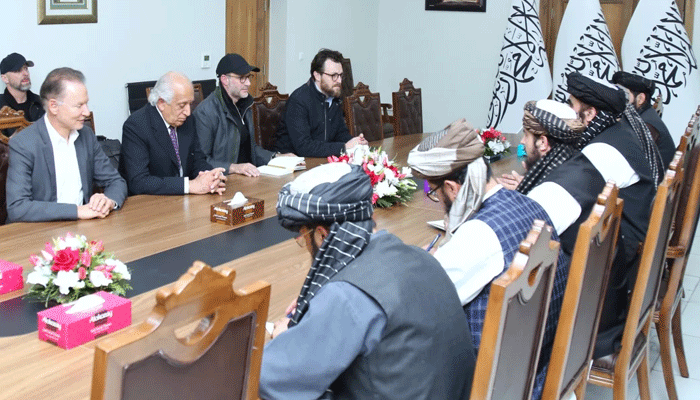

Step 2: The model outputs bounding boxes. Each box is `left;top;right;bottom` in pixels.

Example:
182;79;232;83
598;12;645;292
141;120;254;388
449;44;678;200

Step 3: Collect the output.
38;0;97;25
425;0;486;12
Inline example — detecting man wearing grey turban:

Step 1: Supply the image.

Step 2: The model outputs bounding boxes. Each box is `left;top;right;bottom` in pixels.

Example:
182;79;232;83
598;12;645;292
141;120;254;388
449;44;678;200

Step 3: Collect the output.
407;119;570;400
259;162;475;400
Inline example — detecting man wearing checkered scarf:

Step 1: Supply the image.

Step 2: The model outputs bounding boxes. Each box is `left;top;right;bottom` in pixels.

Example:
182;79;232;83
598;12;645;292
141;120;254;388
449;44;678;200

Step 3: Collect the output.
260;163;475;400
408;121;571;400
499;100;586;194
526;72;660;358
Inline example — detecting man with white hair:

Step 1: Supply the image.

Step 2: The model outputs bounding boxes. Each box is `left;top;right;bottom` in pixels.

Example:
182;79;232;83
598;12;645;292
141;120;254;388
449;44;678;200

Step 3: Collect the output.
260;162;475;400
407;120;570;400
120;71;226;195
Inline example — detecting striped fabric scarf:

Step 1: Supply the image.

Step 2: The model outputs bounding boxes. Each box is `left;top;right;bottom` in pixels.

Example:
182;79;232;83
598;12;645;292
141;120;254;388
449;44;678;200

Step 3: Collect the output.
575;109;618;148
276;165;375;326
516;102;586;194
623;103;662;188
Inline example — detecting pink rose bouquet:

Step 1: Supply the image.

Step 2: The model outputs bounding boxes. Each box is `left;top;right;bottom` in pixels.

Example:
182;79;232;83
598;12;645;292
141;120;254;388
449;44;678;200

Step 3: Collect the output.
25;233;132;306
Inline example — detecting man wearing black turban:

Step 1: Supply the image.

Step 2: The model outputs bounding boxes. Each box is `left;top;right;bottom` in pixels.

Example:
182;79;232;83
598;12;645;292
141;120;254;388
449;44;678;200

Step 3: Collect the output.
527;72;660;358
612;70;676;168
260;163;476;400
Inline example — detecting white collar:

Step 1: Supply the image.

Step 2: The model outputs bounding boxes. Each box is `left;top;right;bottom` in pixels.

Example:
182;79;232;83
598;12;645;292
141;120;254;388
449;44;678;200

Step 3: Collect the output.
44;114;78;146
483;183;503;201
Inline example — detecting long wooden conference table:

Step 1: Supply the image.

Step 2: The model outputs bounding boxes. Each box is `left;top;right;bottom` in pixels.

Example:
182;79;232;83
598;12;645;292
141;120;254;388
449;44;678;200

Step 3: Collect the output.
0;132;523;400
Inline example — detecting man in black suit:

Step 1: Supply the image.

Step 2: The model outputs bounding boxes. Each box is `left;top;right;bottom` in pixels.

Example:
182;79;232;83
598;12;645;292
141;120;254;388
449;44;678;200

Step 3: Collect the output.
120;71;226;195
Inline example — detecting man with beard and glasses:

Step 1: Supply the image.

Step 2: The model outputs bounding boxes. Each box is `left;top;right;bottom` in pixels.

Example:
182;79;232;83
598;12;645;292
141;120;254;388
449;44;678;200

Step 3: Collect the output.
0;53;44;136
612;70;675;168
273;48;367;157
498;99;586;192
407;119;570;400
260;163;475;400
193;53;297;177
526;72;661;357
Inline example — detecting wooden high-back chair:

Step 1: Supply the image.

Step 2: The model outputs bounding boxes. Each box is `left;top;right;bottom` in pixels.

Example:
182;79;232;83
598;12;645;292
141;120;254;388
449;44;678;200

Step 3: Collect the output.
391;78;423;136
542;182;623;400
655;110;700;400
251;82;289;151
0;106;31;134
470;220;561;400
145;83;205;111
0;134;9;225
588;151;685;400
91;262;270;400
340;57;354;100
344;82;384;142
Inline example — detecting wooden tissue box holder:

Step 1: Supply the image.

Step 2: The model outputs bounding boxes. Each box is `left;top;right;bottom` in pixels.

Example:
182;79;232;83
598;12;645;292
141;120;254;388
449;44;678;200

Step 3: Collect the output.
210;198;264;226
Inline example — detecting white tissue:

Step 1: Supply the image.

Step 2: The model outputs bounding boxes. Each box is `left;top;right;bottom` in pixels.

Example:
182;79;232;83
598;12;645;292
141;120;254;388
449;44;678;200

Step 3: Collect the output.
64;294;106;314
227;192;248;208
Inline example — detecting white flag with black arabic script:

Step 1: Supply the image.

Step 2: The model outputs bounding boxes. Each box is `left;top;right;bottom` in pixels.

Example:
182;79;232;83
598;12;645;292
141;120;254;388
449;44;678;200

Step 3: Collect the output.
551;0;619;103
486;0;551;133
621;0;700;142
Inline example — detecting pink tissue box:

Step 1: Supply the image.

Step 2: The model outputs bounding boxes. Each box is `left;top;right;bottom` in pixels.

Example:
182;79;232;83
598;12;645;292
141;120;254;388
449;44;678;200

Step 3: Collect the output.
37;291;131;349
0;260;24;295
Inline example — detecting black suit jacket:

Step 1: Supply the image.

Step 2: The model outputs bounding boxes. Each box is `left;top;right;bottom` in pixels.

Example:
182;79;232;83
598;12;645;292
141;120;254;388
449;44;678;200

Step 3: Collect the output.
120;104;212;195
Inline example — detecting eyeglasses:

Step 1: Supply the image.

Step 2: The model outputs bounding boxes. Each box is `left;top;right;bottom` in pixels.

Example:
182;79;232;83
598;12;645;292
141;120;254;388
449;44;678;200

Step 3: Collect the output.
321;72;343;82
226;74;252;83
426;182;443;202
295;229;313;247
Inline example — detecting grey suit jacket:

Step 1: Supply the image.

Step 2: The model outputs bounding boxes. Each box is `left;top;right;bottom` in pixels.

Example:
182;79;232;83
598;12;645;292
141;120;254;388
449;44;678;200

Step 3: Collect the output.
6;118;127;222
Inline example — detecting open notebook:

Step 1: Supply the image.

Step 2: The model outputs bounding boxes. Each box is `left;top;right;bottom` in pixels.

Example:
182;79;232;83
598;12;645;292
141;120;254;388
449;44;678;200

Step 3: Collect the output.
258;156;306;176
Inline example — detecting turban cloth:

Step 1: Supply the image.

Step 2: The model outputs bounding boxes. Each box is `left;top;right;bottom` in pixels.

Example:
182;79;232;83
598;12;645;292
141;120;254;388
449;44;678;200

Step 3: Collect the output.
407;119;487;236
516;100;586;194
567;72;628;115
277;163;375;326
611;71;655;96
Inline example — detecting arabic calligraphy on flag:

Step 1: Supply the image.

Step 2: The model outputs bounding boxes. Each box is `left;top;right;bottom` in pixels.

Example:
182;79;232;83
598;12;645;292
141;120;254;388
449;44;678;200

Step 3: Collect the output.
552;0;619;103
486;0;551;133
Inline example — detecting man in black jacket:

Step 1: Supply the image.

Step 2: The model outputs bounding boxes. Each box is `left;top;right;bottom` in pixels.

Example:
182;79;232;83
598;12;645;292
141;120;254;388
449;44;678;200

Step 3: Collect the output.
273;48;367;157
612;70;675;169
0;53;44;136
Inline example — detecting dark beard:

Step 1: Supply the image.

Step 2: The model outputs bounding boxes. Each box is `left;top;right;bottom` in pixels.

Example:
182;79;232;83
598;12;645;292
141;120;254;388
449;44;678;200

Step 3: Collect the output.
441;187;453;214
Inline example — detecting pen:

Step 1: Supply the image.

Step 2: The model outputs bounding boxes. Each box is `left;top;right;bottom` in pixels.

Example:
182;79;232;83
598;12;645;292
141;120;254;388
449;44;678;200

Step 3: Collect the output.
426;233;441;252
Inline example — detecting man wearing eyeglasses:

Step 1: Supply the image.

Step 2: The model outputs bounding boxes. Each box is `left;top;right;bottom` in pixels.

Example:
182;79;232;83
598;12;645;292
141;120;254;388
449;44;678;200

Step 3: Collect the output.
194;54;292;177
273;48;367;157
407;120;570;400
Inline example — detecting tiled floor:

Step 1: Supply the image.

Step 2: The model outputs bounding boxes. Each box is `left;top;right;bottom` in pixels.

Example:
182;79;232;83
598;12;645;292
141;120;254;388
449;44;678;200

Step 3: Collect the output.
582;229;700;399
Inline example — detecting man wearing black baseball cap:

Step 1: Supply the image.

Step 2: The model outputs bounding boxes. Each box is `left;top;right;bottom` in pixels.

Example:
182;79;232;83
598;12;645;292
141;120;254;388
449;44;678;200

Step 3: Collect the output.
194;53;294;177
612;70;675;168
0;53;44;134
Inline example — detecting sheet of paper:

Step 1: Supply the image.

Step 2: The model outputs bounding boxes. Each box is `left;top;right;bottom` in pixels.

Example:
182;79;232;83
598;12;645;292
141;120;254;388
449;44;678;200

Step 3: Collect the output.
427;219;445;231
258;165;294;176
268;156;305;170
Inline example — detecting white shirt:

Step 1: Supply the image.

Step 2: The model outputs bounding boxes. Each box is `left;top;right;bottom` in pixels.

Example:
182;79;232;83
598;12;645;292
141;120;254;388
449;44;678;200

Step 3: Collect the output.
155;107;189;193
434;185;504;305
44;115;83;206
527;142;639;235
